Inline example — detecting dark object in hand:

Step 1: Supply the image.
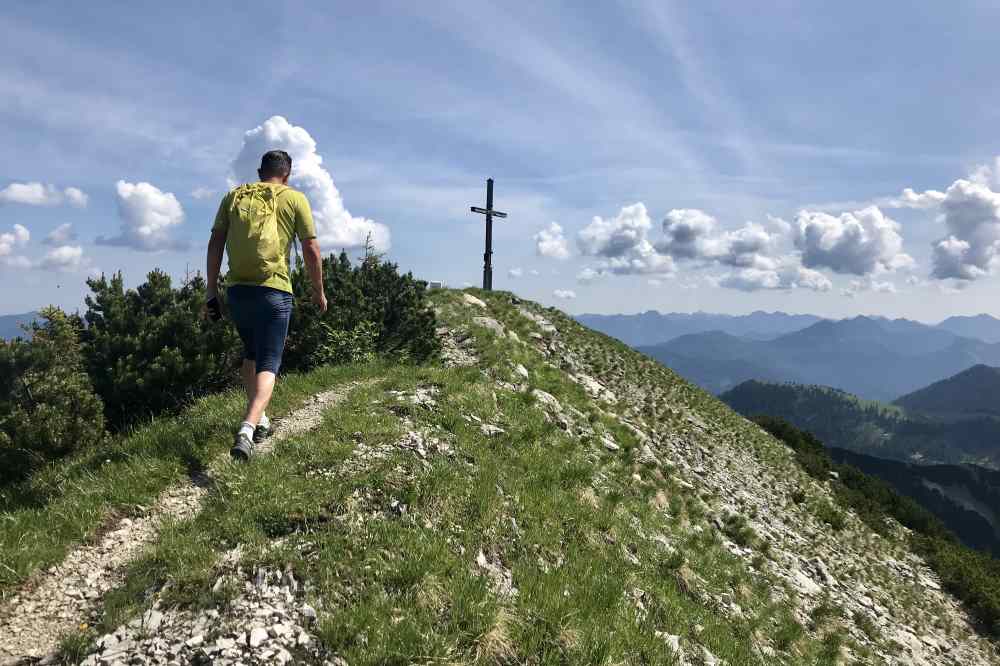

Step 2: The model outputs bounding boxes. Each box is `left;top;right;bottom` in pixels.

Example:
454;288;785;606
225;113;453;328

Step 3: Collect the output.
206;297;222;322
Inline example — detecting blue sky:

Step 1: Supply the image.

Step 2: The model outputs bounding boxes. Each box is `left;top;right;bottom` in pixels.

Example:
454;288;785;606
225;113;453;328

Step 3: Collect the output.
4;1;1000;320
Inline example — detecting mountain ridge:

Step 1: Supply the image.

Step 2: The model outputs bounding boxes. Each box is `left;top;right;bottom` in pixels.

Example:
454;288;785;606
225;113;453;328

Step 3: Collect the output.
895;364;1000;420
1;292;997;664
641;317;1000;400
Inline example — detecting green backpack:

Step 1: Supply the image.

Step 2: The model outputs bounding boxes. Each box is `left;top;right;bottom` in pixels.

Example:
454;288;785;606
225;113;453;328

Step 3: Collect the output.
225;183;289;284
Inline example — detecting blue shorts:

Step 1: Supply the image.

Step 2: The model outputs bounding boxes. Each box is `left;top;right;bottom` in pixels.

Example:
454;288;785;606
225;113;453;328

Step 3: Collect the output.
227;285;293;375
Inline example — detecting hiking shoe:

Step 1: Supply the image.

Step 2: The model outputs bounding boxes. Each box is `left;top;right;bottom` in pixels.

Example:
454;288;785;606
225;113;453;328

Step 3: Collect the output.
231;432;255;462
253;423;272;444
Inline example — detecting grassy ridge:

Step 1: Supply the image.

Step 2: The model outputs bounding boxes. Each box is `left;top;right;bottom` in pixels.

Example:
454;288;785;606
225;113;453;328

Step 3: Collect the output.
56;291;876;664
0;364;367;595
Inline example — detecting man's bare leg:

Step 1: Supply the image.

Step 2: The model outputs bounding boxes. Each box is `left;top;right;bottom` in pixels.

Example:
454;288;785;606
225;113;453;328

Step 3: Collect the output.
243;370;276;426
241;359;257;405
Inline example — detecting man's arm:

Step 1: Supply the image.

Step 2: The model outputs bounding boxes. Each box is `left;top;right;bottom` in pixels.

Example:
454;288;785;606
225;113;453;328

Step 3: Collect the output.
302;238;327;313
206;228;226;298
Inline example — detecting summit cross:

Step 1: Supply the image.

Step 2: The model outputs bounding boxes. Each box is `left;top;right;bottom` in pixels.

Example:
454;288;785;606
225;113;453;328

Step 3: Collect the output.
470;177;507;291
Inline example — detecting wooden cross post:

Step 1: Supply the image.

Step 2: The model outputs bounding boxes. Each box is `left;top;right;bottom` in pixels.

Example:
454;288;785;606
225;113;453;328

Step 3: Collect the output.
470;177;507;291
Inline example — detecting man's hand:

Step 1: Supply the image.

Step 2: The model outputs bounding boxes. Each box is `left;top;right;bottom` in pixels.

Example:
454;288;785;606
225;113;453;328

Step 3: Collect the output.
312;291;328;314
205;296;223;322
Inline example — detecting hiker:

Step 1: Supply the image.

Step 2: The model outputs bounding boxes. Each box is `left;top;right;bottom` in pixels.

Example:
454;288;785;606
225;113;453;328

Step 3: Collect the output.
205;149;327;460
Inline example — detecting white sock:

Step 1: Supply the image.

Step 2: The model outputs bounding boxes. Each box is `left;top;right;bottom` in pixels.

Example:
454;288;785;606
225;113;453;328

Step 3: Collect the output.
238;421;255;440
259;413;270;429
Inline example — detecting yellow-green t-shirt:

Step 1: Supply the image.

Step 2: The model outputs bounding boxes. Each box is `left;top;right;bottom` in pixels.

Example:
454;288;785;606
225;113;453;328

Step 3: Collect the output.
212;183;317;293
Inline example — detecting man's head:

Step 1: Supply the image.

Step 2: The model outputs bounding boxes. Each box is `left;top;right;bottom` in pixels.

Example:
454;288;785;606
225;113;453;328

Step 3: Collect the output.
258;150;292;183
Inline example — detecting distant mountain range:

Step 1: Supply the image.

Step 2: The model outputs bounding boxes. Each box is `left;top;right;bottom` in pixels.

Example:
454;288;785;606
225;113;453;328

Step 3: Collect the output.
639;316;1000;400
720;376;1000;555
937;314;1000;343
0;312;37;340
575;310;822;347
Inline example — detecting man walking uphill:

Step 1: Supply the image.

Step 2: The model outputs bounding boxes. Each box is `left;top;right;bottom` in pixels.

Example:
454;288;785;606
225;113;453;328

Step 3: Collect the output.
205;150;327;461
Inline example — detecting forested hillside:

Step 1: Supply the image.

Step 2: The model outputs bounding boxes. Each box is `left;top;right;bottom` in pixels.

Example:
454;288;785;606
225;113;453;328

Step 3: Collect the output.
721;380;1000;469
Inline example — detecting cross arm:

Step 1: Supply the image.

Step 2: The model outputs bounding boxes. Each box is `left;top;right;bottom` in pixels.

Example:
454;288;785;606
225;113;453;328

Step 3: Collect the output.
471;206;508;218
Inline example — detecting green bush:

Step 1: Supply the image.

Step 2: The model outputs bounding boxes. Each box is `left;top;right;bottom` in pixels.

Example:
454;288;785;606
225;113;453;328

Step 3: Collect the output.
812;500;846;531
317;320;378;365
1;252;438;486
0;307;105;482
80;270;242;429
284;251;439;371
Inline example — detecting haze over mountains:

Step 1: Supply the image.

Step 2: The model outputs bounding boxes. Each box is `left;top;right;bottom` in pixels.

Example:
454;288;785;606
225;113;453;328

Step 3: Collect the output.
579;311;1000;400
0;312;36;340
576;311;822;347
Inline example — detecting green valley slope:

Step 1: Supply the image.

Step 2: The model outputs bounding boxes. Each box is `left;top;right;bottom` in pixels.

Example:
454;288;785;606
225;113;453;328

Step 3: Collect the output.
1;291;997;665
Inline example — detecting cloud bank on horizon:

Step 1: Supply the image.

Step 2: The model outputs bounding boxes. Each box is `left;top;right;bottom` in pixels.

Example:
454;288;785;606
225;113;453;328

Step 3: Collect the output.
521;156;1000;298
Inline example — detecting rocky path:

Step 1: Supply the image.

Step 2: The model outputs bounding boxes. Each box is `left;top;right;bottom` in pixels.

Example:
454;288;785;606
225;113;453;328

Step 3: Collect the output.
0;384;359;665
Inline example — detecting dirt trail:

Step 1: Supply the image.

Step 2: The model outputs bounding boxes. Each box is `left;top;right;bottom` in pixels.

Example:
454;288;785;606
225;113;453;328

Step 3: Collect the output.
0;384;359;665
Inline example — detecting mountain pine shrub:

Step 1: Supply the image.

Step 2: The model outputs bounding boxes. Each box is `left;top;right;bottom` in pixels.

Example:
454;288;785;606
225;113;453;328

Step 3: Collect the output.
284;251;438;371
0;307;105;482
80;270;242;429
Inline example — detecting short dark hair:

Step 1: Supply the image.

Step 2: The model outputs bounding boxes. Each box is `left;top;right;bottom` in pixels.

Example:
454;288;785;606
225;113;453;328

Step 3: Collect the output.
259;150;292;179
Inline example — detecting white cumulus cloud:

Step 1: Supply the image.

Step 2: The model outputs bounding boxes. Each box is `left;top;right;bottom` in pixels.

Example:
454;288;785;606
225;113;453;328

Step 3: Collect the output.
97;180;186;251
791;206;913;276
553;289;576;300
44;223;76;246
64;187;88;208
656;209;779;270
507;267;523;278
657;208;718;259
841;278;897;297
534;222;570;259
887;187;946;210
40;245;85;272
579;203;651;258
231;115;389;251
889;161;1000;281
718;264;832;292
577;203;676;276
0;224;30;257
576;267;606;284
0;182;88;207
